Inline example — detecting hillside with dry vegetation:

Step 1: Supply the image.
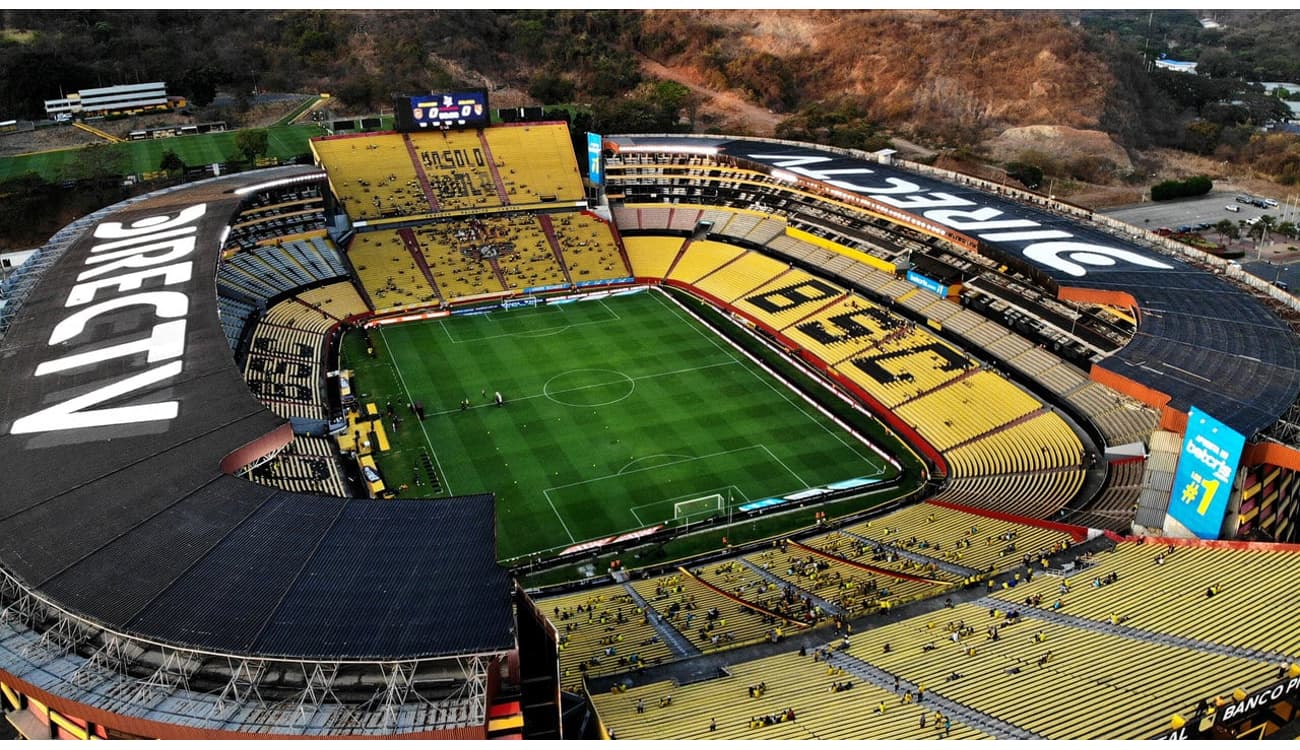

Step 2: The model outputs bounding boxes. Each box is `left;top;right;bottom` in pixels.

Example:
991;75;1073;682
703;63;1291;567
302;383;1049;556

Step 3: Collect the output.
5;8;1300;237
637;10;1112;145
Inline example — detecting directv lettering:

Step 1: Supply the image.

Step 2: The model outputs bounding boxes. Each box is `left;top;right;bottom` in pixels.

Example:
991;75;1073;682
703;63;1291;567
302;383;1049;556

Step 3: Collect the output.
743;151;1174;278
923;207;1038;232
10;204;208;435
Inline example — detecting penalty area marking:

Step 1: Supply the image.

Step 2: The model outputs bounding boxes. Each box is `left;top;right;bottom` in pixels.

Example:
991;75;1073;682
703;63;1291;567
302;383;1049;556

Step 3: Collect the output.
437;303;620;344
542;445;768;539
629;484;751;526
617;454;695;475
648;288;889;477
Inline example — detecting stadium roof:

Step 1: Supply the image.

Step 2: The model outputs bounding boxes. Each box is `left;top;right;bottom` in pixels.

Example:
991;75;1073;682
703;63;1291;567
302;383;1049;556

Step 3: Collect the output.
0;166;513;661
609;135;1300;437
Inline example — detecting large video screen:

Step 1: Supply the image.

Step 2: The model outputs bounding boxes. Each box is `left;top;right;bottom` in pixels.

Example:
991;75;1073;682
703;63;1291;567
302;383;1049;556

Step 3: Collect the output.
395;89;489;131
1168;405;1245;539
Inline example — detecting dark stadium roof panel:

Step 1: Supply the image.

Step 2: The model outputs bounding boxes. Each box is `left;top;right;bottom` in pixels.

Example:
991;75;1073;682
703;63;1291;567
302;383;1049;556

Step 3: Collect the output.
128;491;513;659
609;135;1300;436
0;167;513;661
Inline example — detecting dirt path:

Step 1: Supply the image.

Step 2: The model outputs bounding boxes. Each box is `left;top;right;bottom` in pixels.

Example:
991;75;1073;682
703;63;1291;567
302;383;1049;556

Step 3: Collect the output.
637;54;783;135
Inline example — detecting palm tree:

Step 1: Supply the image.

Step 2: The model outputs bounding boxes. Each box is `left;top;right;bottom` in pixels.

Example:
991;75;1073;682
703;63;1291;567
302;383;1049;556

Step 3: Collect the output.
1216;219;1238;243
1278;221;1297;241
1259;214;1277;243
1248;220;1271;252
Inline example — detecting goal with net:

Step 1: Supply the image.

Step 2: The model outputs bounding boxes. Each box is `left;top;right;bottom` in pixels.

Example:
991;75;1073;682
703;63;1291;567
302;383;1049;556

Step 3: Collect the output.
672;493;726;526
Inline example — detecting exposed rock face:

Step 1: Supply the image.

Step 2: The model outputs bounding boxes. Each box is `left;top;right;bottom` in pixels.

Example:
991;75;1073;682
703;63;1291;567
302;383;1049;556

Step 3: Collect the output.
985;125;1134;174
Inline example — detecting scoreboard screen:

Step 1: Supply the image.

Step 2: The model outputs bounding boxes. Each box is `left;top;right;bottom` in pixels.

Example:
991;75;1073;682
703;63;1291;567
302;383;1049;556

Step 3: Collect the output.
396;89;489;131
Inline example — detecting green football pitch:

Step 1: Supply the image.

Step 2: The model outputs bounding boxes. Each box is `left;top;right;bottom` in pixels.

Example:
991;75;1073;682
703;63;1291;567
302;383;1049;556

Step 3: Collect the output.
340;289;901;562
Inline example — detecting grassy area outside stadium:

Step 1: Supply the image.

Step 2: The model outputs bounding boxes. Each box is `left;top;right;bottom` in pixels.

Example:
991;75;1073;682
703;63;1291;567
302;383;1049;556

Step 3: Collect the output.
339;287;924;564
0;122;324;181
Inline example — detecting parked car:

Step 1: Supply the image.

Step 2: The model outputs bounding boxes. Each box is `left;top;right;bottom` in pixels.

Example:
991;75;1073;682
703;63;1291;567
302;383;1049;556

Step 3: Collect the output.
1226;204;1241;212
1236;195;1253;204
1264;198;1280;208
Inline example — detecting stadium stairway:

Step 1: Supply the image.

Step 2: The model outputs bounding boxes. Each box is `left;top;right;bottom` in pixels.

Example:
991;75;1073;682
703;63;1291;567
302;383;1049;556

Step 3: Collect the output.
736;557;844;617
973;596;1294;665
839;528;985;580
622;583;701;659
825;649;1045;740
659;238;694;281
476;130;511;205
537;214;575;286
585;535;1120;698
487;257;510;290
398;227;445;303
401;134;441;211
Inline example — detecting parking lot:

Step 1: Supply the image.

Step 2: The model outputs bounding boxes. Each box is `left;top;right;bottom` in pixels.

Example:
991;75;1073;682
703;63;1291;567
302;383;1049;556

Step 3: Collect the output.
1103;191;1296;235
1103;191;1300;292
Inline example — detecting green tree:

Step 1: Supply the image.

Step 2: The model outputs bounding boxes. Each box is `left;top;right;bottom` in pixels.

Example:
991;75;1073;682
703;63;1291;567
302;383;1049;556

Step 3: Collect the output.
159;149;186;175
1216;218;1239;243
1196;48;1234;78
1005;162;1044;189
335;71;379;110
528;71;576;105
234;128;269;164
1183;120;1221;156
1258;214;1277;242
62;142;128;182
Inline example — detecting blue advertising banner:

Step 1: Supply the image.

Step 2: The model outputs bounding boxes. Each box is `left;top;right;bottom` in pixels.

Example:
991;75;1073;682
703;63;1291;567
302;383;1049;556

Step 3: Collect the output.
587;132;603;185
906;270;949;298
1169;406;1245;539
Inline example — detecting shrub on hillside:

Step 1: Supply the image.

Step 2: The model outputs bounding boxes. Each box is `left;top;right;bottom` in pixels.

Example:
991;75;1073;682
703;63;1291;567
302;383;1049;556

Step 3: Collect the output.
1151;174;1212;201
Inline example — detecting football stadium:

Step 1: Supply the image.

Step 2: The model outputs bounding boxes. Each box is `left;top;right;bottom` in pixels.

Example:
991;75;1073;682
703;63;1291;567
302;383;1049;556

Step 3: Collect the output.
1;88;1300;740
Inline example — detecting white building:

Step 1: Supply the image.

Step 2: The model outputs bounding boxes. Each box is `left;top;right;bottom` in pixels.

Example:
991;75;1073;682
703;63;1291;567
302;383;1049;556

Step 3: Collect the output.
1154;55;1198;75
44;82;169;119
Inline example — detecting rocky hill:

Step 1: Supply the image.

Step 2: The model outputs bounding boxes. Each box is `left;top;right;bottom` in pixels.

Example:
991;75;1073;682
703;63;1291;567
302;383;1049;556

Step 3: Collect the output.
637;10;1113;146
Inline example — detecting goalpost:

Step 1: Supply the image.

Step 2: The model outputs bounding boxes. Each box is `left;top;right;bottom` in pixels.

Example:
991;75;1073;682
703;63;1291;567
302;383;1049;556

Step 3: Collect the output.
672;492;727;528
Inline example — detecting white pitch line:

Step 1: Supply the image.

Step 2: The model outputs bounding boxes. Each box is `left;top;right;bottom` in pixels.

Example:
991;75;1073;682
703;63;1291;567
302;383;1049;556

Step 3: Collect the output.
438;302;620;344
629;484;751;518
423;360;737;417
650;289;887;476
541;488;577;543
379;326;453;495
617;453;695;475
597;298;623;321
439;317;457;344
544;445;767;492
759;443;808;489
